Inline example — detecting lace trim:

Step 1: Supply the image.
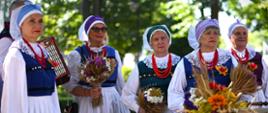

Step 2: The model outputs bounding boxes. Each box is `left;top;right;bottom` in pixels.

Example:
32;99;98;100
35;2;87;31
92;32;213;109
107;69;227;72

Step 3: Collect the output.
142;54;180;69
15;40;48;58
185;49;231;68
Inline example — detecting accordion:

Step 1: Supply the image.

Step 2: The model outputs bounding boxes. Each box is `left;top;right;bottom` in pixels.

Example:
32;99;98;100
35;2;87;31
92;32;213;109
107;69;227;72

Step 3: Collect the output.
40;37;70;85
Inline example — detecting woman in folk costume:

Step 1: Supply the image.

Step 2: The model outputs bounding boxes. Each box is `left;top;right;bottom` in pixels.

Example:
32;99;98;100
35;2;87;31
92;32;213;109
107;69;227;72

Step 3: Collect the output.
121;25;181;113
0;0;30;110
63;15;130;113
167;19;238;112
1;3;61;113
227;20;268;105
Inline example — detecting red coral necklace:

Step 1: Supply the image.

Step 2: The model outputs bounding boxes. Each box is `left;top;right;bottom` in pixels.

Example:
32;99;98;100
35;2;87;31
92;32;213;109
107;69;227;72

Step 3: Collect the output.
198;49;218;70
23;38;46;68
231;48;249;64
152;53;172;78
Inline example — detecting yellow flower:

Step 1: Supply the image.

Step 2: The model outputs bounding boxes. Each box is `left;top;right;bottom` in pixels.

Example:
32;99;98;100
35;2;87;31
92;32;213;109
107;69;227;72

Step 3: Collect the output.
215;65;228;76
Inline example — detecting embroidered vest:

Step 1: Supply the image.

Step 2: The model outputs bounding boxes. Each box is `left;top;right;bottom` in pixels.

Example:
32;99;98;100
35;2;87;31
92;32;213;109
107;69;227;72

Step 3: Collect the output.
183;57;233;109
138;61;178;103
20;51;56;96
249;52;263;85
76;45;118;87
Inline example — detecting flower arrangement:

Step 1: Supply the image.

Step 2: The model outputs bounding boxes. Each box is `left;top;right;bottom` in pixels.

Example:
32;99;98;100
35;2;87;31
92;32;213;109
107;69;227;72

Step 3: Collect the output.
138;88;166;113
215;65;228;76
247;62;257;72
187;64;257;113
144;88;164;104
80;56;117;107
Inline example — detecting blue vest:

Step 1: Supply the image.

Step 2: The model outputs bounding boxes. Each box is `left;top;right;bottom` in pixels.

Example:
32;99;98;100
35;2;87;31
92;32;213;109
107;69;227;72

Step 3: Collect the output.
76;45;118;87
20;51;56;96
138;61;178;103
183;58;233;109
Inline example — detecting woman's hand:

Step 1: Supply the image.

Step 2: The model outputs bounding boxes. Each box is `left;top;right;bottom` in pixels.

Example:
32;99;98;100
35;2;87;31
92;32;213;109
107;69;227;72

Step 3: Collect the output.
90;86;101;98
138;107;146;113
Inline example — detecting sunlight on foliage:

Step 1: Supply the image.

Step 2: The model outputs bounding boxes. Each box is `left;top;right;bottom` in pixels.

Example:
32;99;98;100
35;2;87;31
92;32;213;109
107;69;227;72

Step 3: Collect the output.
122;65;133;81
160;0;196;39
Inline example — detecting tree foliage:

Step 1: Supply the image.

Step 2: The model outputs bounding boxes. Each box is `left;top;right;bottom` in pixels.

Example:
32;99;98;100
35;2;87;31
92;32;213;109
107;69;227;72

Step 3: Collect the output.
226;0;268;31
39;0;82;54
39;0;173;56
160;0;196;55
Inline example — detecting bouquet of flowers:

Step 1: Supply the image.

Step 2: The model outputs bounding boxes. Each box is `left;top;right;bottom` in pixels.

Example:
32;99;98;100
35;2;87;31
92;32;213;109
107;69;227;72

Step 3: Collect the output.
80;56;117;107
138;88;166;113
187;64;257;113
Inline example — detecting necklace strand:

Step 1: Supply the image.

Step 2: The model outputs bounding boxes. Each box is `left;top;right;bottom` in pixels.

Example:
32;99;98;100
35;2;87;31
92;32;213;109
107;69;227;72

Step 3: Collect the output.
23;38;46;68
198;49;218;70
231;48;249;64
152;53;172;78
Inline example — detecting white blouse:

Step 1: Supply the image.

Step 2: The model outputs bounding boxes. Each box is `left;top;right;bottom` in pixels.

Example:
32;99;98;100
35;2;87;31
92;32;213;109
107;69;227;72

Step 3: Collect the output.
62;45;130;113
0;37;13;78
121;54;180;113
63;45;125;94
167;49;237;112
1;39;61;113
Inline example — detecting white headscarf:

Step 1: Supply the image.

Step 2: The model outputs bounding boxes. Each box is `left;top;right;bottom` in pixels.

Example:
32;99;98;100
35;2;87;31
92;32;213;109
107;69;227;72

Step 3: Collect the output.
142;24;172;51
187;19;219;49
9;3;42;40
224;19;248;49
78;15;106;44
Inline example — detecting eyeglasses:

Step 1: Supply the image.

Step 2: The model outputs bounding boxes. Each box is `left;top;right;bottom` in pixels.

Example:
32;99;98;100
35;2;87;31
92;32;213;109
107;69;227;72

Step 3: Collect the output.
91;27;107;33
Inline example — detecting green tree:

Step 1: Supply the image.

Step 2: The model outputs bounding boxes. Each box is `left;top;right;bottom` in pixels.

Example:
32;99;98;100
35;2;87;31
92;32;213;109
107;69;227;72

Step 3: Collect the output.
227;0;268;31
40;0;172;57
191;0;228;19
160;0;196;56
40;0;83;53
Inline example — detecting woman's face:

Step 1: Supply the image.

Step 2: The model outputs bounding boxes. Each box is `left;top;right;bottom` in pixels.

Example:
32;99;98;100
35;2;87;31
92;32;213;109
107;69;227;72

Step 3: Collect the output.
20;13;43;42
88;23;107;46
230;27;248;49
199;27;219;50
150;31;170;55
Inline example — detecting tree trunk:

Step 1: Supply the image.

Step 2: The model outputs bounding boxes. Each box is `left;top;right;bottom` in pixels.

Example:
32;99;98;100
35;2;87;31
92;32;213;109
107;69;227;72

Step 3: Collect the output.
93;0;101;16
200;7;205;20
81;0;91;20
211;0;219;20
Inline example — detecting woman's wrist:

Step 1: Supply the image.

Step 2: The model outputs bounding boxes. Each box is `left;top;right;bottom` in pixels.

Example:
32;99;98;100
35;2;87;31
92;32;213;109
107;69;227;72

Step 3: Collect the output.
71;86;91;96
84;88;91;96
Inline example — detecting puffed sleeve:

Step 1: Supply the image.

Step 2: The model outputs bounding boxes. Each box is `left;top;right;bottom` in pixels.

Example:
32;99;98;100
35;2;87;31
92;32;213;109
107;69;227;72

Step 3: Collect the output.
0;38;13;78
168;59;187;112
114;50;125;95
1;47;28;113
62;50;82;92
121;65;140;112
261;58;268;101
